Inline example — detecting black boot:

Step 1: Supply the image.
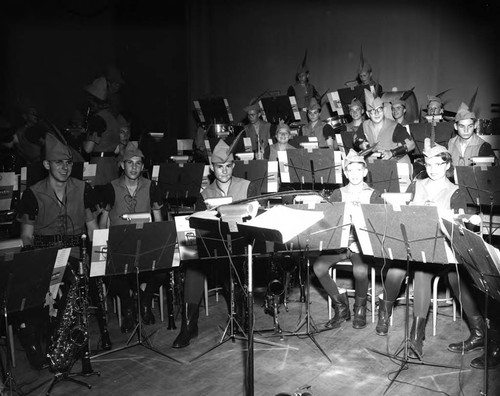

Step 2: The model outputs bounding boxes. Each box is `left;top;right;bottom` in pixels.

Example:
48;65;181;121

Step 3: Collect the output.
376;298;394;336
470;340;500;369
172;303;199;348
448;315;484;353
408;316;426;359
140;291;156;325
121;297;137;333
352;296;367;329
325;291;350;329
18;324;47;370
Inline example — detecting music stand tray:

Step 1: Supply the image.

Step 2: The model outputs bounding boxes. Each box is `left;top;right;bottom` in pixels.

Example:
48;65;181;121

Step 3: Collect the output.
260;95;301;125
409;122;455;156
158;162;205;207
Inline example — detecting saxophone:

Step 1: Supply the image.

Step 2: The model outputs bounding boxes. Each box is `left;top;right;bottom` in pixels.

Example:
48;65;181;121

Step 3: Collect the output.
47;235;91;373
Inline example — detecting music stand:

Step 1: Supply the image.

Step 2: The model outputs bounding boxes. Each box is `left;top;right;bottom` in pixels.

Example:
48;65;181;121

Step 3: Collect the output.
409;122;455;157
0;248;58;396
280;148;343;190
365;159;411;194
260;95;301;125
158;162;205;211
193;97;233;125
442;219;500;396
354;204;460;394
232;159;278;194
327;85;369;117
90;221;181;364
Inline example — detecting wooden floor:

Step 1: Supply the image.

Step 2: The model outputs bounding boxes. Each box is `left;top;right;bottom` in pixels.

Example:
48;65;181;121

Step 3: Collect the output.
3;270;499;396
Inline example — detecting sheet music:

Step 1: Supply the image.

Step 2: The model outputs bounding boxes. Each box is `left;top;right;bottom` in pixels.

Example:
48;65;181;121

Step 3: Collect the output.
49;248;70;297
90;228;109;277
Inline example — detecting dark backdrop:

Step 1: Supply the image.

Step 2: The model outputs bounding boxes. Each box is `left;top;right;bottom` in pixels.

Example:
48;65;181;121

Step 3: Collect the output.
1;0;498;161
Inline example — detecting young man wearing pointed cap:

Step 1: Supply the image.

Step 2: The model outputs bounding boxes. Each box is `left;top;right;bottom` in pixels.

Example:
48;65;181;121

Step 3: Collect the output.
244;102;272;159
16;133;110;369
357;57;383;98
172;139;260;348
354;89;415;166
391;99;408;126
98;142;166;331
287;54;320;124
447;103;495;166
426;95;444;117
302;98;338;149
82;77;129;186
313;149;383;331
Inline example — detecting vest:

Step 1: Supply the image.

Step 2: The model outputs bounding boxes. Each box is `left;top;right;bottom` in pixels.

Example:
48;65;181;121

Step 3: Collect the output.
448;134;486;166
108;176;153;226
411;178;458;212
201;176;250;202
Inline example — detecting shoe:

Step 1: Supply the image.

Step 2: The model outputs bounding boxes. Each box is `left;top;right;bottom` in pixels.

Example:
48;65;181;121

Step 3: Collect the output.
470;341;500;369
376;298;394;336
408;316;426;359
172;303;199;348
325;291;350;329
100;329;112;351
352;296;367;329
448;315;484;353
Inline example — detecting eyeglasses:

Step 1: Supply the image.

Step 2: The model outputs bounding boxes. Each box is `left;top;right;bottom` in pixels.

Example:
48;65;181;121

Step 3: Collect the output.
368;107;384;116
425;162;447;168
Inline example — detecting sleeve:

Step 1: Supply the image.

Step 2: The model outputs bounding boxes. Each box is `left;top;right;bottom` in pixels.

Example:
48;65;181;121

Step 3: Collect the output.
450;188;468;213
16;188;38;224
312;85;320;101
327;189;342;203
97;183;115;211
478;142;495;158
322;124;339;149
150;181;164;210
370;189;385;204
247;180;261;199
287;85;295;97
194;193;207;212
393;124;412;145
263;145;271;160
83;183;101;221
405;181;417;197
86;114;107;142
352;125;367;151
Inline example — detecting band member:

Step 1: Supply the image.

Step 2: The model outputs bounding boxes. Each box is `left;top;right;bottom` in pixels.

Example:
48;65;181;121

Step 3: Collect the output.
447;102;495;166
287;50;320;124
264;120;295;161
301;98;338;149
345;98;365;133
243;101;272;159
82;77;129;186
16;133;110;368
356;49;383;97
99;142;166;331
391;99;408;126
172;139;260;348
376;139;466;359
313;150;383;329
354;89;415;166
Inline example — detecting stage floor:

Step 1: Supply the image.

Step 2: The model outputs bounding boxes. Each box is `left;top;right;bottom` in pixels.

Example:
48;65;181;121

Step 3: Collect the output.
3;270;499;396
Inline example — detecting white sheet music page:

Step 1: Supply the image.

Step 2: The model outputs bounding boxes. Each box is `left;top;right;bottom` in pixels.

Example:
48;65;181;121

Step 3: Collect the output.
90;228;109;277
242;205;324;243
49;248;71;297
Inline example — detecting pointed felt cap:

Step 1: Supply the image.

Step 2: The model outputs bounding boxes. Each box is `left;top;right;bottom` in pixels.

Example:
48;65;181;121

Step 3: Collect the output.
348;97;363;109
454;102;476;122
211;139;234;164
308;97;321;111
364;89;383;111
45;133;73;161
122;141;144;161
244;98;261;113
84;77;107;101
423;137;448;158
343;149;366;169
296;49;309;74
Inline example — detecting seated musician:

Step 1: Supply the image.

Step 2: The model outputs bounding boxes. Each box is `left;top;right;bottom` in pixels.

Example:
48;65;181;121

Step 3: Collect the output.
264;120;295;161
172;139;260;348
354;89;415;166
447;102;496;166
243;101;272;159
391;98;408;126
99;142;167;331
375;138;468;359
313;150;383;330
345;98;365;133
301;98;339;149
16;133;110;369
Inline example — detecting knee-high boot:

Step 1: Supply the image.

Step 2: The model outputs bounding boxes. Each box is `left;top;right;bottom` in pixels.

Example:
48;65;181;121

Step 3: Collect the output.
172;303;199;348
325;291;350;329
448;315;484;353
409;316;426;359
376;298;394;336
352;296;367;329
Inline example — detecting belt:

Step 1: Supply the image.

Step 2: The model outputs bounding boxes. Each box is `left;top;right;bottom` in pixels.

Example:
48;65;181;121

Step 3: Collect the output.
91;152;116;158
33;234;84;249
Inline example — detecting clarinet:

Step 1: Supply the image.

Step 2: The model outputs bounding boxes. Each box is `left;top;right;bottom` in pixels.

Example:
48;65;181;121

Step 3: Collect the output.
166;271;176;330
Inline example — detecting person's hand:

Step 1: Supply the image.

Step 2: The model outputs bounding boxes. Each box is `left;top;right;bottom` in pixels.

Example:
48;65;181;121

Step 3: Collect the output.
381;150;393;160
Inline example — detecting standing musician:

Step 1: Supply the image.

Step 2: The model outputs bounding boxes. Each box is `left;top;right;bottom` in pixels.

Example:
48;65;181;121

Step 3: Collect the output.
98;142;167;332
15;133;110;369
313;150;383;330
172;139;260;348
243;101;272;159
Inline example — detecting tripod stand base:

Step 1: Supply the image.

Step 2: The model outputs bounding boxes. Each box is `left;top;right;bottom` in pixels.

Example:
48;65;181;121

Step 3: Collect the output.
45;371;96;396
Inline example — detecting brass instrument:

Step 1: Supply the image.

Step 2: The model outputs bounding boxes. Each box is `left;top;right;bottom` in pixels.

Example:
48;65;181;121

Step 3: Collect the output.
47;235;93;374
